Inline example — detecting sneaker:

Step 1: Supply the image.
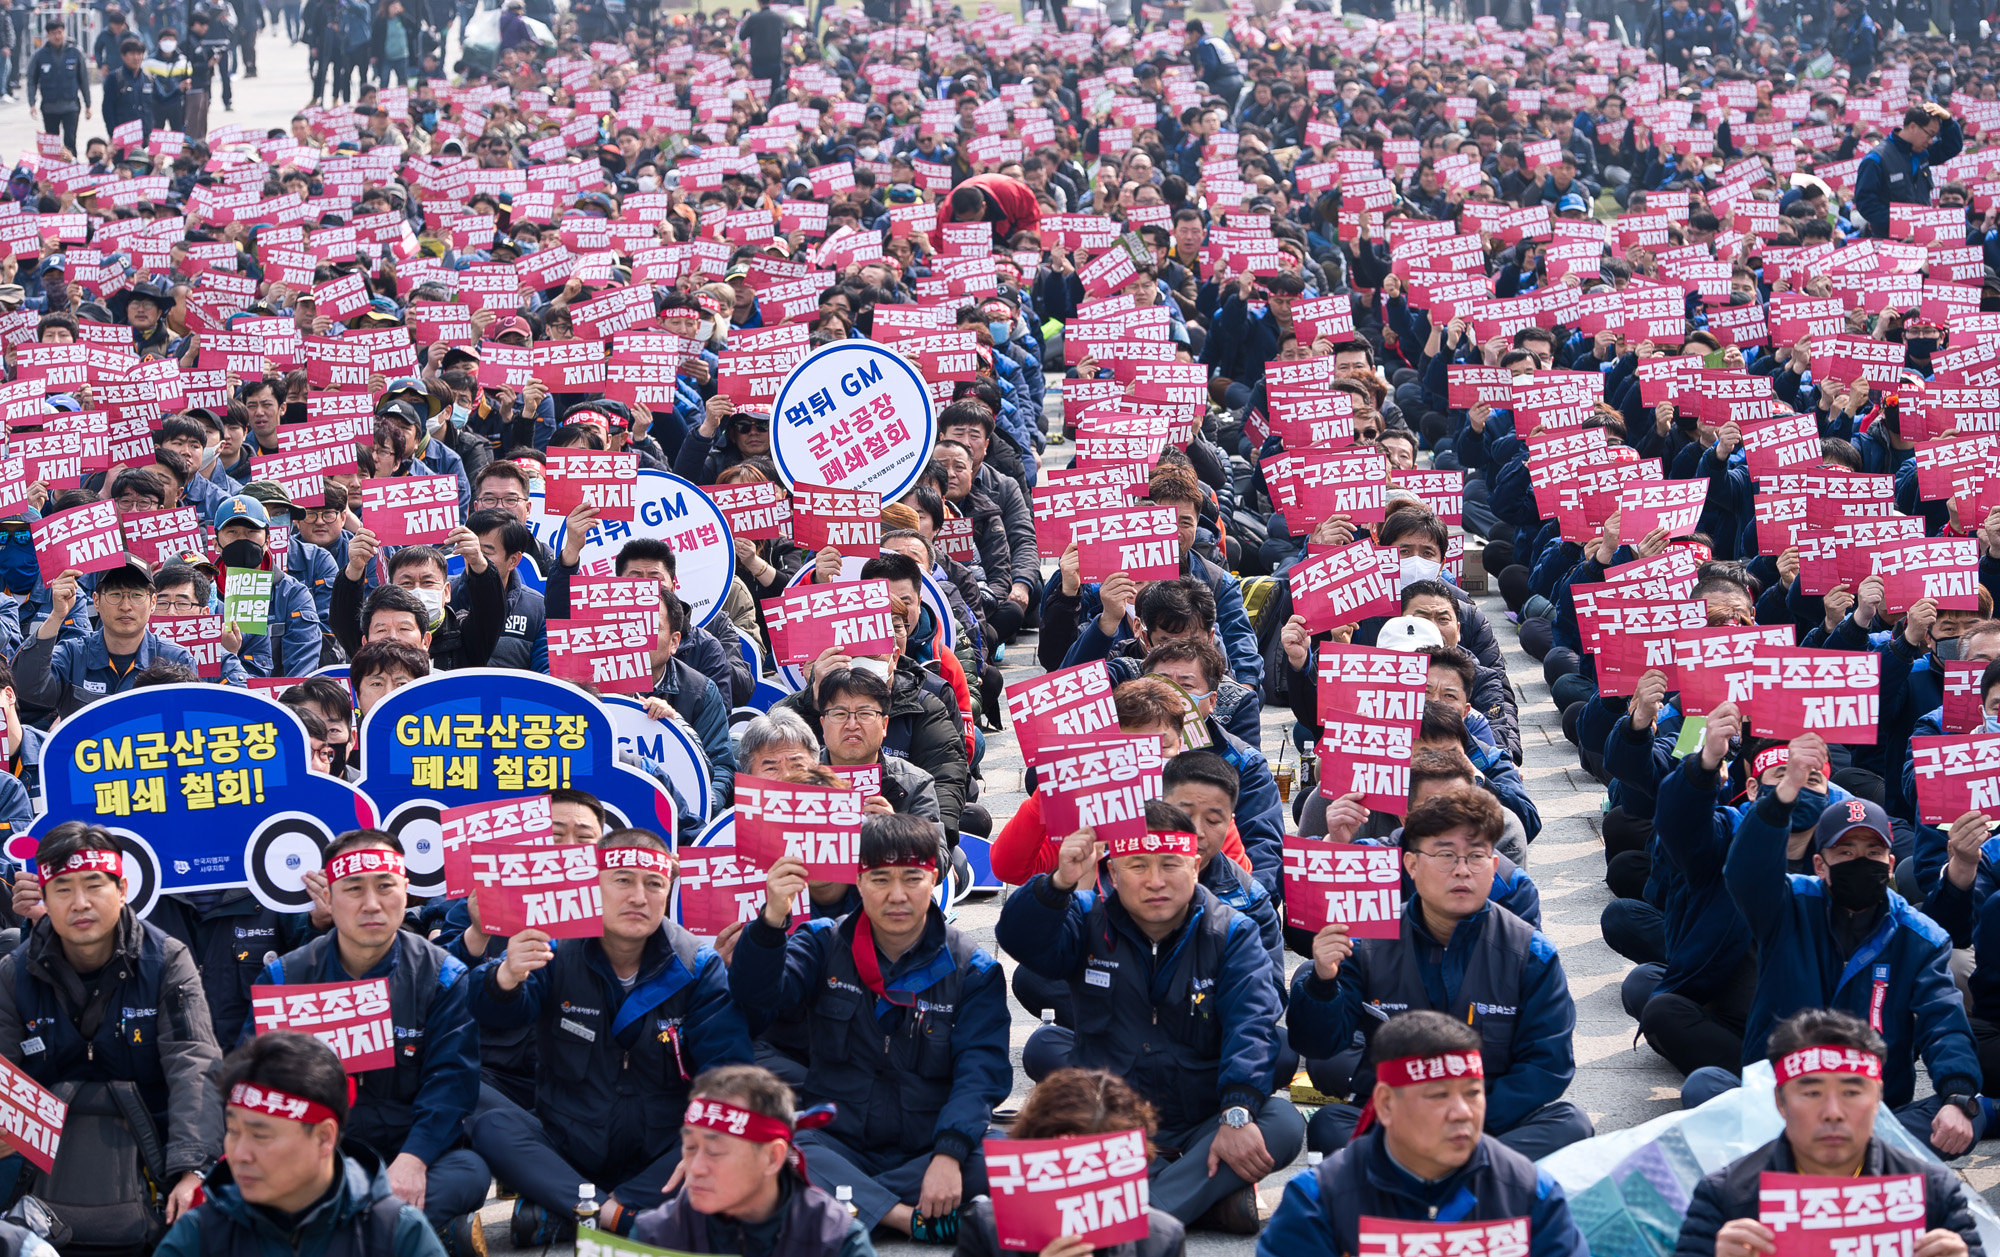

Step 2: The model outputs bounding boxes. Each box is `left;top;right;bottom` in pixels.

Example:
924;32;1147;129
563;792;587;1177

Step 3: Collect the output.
441;1213;490;1257
908;1207;961;1244
509;1200;565;1249
1196;1184;1262;1235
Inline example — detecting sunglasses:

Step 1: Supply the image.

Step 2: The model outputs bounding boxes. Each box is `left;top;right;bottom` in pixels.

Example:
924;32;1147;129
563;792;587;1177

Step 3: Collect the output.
731;418;769;434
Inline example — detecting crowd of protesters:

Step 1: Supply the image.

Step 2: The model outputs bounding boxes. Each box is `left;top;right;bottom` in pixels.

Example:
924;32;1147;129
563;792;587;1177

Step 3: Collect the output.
0;0;1988;1254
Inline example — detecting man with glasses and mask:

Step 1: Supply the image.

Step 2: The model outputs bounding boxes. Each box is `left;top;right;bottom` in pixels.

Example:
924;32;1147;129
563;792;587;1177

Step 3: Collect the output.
281;675;358;781
1289;786;1591;1160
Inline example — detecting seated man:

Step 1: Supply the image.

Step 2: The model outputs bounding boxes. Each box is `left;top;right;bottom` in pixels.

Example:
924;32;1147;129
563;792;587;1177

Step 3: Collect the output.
331;538;505;673
630;1064;874;1257
1163;751;1284;988
1056;576;1262;745
1674;1009;1978;1257
1290;786;1591;1160
997;804;1305;1233
1711;732;1987;1158
255;832;490;1252
647;593;735;815
156;1032;447;1257
1257;1011;1587;1257
210;494;324;677
730;814;1008;1242
780;668;944;838
15;559;207;721
468;827;752;1241
0;822;223;1242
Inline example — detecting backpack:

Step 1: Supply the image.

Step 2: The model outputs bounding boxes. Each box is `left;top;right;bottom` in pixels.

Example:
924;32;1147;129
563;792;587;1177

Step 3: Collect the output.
21;1081;167;1257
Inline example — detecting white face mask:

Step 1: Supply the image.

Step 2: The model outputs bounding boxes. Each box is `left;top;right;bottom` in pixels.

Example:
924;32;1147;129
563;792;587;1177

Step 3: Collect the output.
159;38;177;52
696;318;715;341
850;658;892;683
410;586;446;630
1398;556;1444;590
636;174;658;192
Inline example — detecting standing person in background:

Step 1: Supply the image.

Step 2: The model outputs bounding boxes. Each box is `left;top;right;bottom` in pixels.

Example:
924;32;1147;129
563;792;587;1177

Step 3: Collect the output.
90;5;128;74
101;38;152;146
230;0;258;76
371;0;415;85
736;0;786;99
142;28;188;131
26;19;89;154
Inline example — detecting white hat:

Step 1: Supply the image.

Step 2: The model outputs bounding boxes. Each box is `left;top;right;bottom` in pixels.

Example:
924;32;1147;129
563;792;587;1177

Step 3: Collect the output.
1378;617;1445;653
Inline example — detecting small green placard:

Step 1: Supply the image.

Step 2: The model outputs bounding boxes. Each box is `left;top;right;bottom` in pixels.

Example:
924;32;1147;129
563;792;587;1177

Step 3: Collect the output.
576;1229;704;1257
1671;716;1706;760
223;569;274;636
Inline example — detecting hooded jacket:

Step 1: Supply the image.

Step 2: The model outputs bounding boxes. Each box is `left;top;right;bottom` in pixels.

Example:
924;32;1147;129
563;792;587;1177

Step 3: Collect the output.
0;911;224;1180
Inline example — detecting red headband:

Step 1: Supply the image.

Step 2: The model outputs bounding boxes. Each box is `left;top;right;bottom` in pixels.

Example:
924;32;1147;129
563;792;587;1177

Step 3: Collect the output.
860;856;937;873
1752;746;1790;780
1773;1045;1883;1086
228;1082;338;1127
38;849;123;885
684;1097;835;1182
1107;831;1199;859
1377;1051;1486;1087
599;846;675;875
326;849;405;883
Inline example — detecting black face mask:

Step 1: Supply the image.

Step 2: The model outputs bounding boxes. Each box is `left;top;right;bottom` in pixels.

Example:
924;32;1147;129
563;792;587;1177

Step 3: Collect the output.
219;539;265;570
328;740;350;776
1826;856;1891;911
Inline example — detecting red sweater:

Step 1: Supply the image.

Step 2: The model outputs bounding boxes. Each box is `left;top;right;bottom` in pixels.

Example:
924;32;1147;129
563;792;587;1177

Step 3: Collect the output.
989;790;1252;886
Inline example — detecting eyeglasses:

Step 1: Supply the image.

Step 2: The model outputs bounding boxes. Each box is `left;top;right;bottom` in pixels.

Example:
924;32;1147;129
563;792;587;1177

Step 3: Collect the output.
113;495;163;511
302;508;343;524
475;494;529;507
1411;849;1494;872
157;596;202;613
98;588;152;605
824;707;885;725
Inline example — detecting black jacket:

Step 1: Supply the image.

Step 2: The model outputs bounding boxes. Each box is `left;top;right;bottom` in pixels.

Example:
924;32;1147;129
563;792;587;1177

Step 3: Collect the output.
329;562;506;671
1675;1135;1980;1257
26;40;87;110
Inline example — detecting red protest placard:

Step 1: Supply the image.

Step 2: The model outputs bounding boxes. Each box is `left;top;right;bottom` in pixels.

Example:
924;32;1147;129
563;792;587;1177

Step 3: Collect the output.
568;577;660;623
1282;837;1403;935
1911;733;2000;825
674;841;804;941
1870;537;1982;614
0;1057;63;1172
1758;1172;1925;1257
437;794;553;894
1317;645;1430;722
734;774;865;883
445;837;604;938
1004;661;1119;767
359;476;458;544
1289;542;1397;633
760;580;896;666
119;506;206;567
1584;600;1708;697
1036;735;1165;844
1071;504;1181;583
547;619;657;693
249;978;395;1072
1293;449;1390;525
544;449;640;522
1614;478;1708;540
984;1131;1151;1252
1672;624;1798;715
1359;1218;1529;1257
1743;647;1881;742
32;500;127;582
1943;660;1985;734
708;481;791;540
1392;471;1465;525
791;483;882;554
150;614;229;678
1316;709;1419;811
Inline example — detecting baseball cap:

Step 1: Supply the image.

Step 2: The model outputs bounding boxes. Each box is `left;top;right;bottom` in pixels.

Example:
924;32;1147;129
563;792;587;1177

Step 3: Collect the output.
213;495;271;530
239;481;297;516
491;315;531;342
1814;797;1893;852
1377;617;1445;653
96;558;154;593
1557;192;1591;215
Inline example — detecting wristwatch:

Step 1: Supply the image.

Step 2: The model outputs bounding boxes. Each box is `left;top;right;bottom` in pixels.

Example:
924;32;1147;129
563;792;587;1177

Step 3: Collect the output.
1222;1106;1252;1130
1946;1093;1981;1121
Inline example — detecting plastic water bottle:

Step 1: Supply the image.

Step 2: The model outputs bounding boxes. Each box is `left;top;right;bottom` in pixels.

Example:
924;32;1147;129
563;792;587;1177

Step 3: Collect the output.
1306;1152;1323;1168
1040;1009;1055;1028
836;1185;858;1219
576;1183;600;1232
